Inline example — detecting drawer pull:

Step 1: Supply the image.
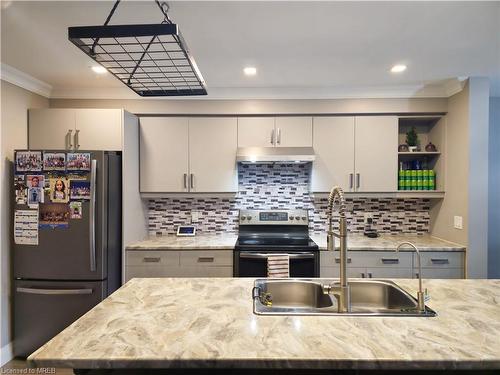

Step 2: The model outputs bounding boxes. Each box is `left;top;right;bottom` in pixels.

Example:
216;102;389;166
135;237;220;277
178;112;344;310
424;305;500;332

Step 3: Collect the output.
361;272;365;278
368;272;373;278
143;257;161;263
335;258;352;264
431;258;449;264
381;258;399;264
197;257;215;263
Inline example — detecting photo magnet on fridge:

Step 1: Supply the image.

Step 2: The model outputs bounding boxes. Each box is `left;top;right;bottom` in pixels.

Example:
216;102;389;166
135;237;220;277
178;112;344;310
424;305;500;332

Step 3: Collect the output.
43;152;66;171
69;201;82;219
15;151;42;172
39;203;69;228
67;153;91;171
49;178;69;203
28;187;44;206
14;175;27;205
70;180;91;200
26;174;45;188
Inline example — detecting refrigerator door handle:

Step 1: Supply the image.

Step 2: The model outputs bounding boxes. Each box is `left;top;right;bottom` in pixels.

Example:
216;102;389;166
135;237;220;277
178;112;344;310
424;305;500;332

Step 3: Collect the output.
16;287;93;295
89;159;97;272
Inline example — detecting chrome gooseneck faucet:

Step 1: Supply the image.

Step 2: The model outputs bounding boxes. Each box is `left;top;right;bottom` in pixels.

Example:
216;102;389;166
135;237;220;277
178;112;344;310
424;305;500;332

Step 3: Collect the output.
395;242;426;312
323;186;350;313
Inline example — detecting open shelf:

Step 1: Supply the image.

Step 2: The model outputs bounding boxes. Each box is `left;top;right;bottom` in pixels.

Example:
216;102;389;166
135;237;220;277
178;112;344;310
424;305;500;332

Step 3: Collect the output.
398;151;441;156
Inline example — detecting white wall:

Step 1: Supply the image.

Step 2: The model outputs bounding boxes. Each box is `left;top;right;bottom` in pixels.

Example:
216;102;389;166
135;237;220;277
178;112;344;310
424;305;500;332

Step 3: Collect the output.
489;97;500;278
0;80;49;365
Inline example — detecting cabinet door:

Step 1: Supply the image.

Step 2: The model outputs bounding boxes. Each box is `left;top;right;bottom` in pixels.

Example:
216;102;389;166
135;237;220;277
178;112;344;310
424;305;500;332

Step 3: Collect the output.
354;116;398;192
75;109;122;151
28;109;75;150
237;117;276;147
311;117;355;192
275;117;313;147
139;117;189;192
189;117;238;192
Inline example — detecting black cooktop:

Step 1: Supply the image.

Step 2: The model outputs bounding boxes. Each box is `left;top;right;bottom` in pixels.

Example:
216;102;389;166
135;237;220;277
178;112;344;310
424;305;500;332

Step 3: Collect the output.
236;234;318;250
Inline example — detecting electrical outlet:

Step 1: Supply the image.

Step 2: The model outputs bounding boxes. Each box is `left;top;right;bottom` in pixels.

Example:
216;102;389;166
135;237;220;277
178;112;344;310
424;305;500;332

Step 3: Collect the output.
364;212;373;224
453;216;463;230
191;211;199;223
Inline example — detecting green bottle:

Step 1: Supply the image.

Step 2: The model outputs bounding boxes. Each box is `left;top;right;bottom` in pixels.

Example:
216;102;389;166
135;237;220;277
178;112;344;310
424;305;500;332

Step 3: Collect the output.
417;169;423;190
411;170;417;190
398;163;404;190
405;169;411;190
429;170;436;190
423;169;429;190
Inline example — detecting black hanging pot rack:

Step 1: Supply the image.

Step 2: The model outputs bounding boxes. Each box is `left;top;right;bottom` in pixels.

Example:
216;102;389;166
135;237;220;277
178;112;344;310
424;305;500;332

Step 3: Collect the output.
68;0;207;97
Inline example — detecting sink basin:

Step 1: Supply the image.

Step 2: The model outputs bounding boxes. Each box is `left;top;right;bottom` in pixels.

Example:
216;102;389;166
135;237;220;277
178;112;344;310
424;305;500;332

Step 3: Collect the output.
253;279;436;317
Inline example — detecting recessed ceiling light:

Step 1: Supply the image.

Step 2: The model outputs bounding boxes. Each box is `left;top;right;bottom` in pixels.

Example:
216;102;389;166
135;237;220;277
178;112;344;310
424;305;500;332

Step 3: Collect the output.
91;66;107;74
243;67;257;76
391;64;407;73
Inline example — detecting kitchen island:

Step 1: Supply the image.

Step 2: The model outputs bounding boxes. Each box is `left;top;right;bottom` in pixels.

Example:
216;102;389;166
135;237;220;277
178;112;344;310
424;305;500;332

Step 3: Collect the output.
28;278;500;373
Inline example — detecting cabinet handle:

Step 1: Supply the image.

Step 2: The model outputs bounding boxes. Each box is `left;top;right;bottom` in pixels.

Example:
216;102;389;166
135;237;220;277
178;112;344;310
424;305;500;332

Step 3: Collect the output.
197;257;215;263
183;173;187;189
381;258;399;264
271;129;275;145
143;257;161;263
74;129;80;150
277;128;281;145
415;272;419;279
67;129;73;150
368;272;373;278
361;272;365;278
190;173;194;189
349;173;354;189
356;173;360;189
431;258;449;264
335;257;352;264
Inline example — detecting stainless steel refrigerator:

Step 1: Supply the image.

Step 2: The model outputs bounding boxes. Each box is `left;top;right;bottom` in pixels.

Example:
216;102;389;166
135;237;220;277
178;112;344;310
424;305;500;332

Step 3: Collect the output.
13;150;122;357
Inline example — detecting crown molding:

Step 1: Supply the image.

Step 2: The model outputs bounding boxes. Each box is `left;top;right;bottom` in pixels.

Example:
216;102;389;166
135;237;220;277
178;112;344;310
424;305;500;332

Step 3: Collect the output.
0;63;52;98
50;82;459;100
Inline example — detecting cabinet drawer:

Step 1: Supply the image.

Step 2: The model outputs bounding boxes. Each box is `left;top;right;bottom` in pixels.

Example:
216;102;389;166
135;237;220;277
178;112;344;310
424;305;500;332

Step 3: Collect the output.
177;266;233;277
125;265;182;281
126;251;180;266
321;251;411;268
418;268;464;279
418;252;464;268
321;266;367;278
366;267;413;279
180;251;233;267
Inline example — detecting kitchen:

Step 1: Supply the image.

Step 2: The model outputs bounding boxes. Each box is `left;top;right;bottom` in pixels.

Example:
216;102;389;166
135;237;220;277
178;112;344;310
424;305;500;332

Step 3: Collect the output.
1;1;499;374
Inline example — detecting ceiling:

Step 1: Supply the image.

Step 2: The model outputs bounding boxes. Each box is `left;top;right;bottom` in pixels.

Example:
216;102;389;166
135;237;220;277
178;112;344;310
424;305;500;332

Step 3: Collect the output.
1;1;499;99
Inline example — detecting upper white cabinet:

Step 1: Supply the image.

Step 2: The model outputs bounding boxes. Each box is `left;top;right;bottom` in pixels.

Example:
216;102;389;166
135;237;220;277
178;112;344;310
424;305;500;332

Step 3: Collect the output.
189;118;238;192
237;116;312;147
275;117;313;147
237;117;275;147
140;117;189;193
311;116;398;192
311;117;355;191
140;117;238;193
355;116;398;192
29;108;122;151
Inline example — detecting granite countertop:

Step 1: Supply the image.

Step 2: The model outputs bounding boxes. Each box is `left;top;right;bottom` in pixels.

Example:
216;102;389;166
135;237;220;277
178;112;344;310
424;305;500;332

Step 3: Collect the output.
126;233;238;250
311;233;466;252
29;278;500;370
126;233;465;252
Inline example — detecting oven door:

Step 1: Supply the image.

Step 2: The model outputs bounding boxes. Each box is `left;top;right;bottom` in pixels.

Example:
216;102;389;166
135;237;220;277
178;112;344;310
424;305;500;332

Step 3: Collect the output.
234;251;319;277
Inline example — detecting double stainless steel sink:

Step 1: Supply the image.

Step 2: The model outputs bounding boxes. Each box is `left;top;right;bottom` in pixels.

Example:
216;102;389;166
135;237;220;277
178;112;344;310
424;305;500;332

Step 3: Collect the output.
253;279;436;317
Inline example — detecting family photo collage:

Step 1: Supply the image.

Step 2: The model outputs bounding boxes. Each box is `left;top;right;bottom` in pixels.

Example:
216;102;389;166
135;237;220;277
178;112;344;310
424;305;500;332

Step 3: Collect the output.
14;151;92;228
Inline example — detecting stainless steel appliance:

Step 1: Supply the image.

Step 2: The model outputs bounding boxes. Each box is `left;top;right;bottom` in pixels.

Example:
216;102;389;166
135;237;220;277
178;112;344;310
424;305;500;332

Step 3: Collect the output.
13;150;122;357
234;209;319;277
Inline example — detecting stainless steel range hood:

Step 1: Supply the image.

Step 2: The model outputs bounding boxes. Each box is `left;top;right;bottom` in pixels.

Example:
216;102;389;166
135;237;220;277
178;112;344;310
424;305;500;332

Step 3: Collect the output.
236;147;316;163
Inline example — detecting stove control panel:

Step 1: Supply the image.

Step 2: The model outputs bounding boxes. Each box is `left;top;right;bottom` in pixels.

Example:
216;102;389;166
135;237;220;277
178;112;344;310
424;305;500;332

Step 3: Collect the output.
239;209;309;225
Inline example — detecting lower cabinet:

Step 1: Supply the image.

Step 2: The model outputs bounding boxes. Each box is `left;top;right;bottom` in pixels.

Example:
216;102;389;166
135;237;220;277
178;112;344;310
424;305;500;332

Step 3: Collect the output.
125;250;233;281
320;251;464;279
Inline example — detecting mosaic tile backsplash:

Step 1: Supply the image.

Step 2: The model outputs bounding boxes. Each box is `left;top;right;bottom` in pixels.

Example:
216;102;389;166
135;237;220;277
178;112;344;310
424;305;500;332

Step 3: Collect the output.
148;163;431;235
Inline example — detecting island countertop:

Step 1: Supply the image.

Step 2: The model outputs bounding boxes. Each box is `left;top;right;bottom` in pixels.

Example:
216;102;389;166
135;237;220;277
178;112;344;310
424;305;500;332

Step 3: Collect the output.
126;233;465;252
29;278;499;371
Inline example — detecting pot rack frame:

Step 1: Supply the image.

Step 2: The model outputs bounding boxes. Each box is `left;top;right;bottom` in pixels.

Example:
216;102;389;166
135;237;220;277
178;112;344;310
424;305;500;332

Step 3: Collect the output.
68;0;207;97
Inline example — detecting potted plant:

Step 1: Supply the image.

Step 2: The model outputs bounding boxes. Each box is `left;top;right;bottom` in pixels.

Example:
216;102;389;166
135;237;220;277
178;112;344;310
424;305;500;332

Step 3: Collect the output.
406;127;419;152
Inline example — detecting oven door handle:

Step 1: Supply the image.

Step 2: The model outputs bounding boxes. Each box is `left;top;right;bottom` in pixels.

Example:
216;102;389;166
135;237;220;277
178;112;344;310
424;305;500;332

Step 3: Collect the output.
239;252;315;260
